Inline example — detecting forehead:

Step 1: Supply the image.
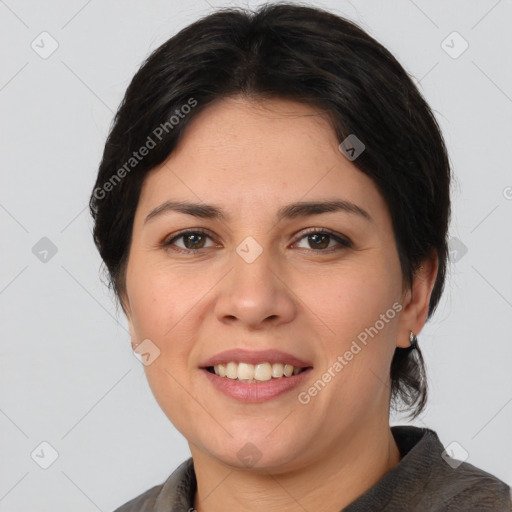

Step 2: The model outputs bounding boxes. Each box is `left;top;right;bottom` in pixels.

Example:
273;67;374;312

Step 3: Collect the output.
174;96;337;160
135;96;387;224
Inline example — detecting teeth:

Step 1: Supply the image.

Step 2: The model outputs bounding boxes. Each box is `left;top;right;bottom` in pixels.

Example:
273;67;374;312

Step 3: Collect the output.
226;362;238;379
272;363;284;378
212;362;305;381
254;363;272;381
237;362;254;381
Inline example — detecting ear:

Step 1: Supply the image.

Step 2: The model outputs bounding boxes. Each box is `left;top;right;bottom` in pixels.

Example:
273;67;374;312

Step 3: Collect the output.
126;316;137;351
396;251;439;348
119;290;138;351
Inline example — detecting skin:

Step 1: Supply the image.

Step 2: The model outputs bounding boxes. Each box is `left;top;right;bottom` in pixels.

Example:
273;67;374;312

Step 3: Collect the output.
122;96;438;512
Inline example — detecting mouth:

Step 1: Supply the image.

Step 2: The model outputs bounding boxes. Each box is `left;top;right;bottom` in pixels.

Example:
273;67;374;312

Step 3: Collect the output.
199;349;314;402
204;362;311;383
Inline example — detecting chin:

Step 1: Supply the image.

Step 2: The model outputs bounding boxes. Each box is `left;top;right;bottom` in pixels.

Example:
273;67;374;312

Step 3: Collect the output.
201;429;308;472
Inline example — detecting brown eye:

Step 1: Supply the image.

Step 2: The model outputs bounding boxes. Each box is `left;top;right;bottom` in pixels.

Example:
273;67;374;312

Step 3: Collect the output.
307;233;330;249
295;229;352;252
163;230;215;252
182;233;207;249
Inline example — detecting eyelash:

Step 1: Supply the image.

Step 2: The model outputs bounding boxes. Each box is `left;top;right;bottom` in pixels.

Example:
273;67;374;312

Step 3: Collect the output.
162;228;352;254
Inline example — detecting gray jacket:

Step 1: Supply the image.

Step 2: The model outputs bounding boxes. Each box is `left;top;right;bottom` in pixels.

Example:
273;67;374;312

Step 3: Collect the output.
113;426;512;511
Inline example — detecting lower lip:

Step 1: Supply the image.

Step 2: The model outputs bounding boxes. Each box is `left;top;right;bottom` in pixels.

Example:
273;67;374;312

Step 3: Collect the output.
201;368;313;403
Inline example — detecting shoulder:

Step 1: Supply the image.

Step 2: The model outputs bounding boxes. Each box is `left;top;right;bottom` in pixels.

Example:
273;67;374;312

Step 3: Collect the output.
112;458;195;512
113;483;163;512
392;425;512;511
428;458;512;510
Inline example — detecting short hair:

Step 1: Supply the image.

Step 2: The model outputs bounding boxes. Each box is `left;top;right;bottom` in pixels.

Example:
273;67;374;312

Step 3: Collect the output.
89;3;451;419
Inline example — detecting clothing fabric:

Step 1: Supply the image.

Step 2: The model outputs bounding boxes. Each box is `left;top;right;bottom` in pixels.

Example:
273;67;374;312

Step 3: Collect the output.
113;425;512;511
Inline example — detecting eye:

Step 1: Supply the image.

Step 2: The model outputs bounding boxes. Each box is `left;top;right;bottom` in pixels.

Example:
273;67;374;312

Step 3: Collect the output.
163;229;216;252
162;228;352;254
294;228;352;252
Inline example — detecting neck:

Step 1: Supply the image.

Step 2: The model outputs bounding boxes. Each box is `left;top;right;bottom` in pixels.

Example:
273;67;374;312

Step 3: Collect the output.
191;420;401;512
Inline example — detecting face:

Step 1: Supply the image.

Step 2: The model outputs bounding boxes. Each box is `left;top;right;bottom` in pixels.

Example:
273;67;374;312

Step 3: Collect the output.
123;96;419;471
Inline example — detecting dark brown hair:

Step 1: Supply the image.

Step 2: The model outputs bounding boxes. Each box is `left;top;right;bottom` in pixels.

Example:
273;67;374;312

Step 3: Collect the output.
89;3;451;419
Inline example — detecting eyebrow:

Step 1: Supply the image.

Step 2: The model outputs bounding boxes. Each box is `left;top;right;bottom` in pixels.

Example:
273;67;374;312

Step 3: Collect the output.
144;199;373;225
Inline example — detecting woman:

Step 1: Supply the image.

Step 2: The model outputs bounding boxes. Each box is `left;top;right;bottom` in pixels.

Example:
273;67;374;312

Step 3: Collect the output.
89;4;511;511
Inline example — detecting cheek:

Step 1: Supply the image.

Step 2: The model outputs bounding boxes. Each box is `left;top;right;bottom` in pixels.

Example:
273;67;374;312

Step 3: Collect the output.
127;266;202;432
316;263;401;337
126;263;194;338
126;283;162;338
307;261;401;399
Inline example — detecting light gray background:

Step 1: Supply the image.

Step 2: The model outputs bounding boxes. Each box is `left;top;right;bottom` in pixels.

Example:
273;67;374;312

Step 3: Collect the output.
1;0;511;510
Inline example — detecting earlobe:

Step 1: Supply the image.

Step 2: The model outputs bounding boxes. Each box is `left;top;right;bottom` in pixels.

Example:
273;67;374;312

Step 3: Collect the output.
396;252;439;348
127;318;136;350
126;316;140;351
119;292;137;349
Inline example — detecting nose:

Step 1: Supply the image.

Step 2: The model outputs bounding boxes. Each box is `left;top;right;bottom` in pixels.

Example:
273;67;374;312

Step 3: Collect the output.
214;244;297;330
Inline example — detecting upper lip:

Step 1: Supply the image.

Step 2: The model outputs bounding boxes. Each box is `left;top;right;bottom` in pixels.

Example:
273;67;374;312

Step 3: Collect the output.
200;349;313;369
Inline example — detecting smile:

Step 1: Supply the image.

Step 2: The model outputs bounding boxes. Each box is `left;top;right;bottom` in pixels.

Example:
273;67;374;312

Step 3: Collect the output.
208;362;307;382
201;366;313;403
